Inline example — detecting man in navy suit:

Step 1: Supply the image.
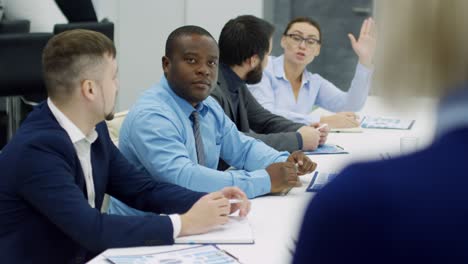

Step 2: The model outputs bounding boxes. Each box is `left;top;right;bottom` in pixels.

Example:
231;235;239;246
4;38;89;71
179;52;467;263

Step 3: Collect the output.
0;29;250;263
293;1;468;263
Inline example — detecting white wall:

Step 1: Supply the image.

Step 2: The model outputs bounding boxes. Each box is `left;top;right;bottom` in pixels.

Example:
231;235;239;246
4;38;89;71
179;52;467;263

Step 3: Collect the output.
3;0;67;32
115;0;185;110
185;0;263;41
115;0;263;111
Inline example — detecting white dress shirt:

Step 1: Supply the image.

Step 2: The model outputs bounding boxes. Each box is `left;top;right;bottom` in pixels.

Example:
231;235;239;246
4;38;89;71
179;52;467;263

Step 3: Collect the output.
48;98;98;208
47;98;181;237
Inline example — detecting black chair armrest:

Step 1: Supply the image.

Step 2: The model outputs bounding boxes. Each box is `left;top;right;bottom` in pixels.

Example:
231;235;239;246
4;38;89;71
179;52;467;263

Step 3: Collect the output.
0;19;30;34
54;21;114;41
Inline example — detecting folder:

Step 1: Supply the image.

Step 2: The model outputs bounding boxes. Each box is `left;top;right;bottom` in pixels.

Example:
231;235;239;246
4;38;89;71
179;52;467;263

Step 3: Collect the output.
306;171;338;192
304;144;348;155
106;245;241;264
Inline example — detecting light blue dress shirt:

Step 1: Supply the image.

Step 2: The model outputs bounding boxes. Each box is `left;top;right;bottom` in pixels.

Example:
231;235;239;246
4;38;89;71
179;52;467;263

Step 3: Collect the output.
247;55;373;124
108;77;289;216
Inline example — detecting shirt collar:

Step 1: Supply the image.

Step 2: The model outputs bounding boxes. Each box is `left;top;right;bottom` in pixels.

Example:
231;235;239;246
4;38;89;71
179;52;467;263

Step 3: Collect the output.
272;54;311;88
47;98;98;144
159;76;208;119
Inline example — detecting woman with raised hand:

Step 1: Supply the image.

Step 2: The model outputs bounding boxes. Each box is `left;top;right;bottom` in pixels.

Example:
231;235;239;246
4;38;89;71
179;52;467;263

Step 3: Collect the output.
248;17;376;128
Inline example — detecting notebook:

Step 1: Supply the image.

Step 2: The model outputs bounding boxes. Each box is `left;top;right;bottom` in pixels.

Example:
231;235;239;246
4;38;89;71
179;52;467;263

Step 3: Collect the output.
106;245;240;264
175;216;254;244
360;115;415;130
306;171;338;192
304;144;348;155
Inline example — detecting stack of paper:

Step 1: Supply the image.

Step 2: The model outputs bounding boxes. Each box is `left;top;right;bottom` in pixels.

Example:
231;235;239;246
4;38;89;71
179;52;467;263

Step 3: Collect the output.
360;115;415;130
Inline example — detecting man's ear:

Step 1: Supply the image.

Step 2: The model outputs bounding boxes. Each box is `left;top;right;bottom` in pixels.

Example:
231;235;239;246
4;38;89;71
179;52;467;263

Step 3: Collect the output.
248;54;260;69
81;79;96;101
162;56;170;76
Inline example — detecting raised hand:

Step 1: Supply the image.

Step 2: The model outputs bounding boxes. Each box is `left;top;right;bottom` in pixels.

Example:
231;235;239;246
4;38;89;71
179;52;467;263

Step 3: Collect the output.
348;17;377;67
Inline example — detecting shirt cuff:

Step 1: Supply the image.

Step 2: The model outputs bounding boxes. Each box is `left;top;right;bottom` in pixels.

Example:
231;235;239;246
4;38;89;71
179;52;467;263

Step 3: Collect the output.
169;214;181;239
240;170;272;198
356;62;374;74
295;132;303;150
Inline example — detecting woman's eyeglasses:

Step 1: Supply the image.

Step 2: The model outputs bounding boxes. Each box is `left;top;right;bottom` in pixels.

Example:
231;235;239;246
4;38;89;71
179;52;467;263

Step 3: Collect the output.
285;34;321;47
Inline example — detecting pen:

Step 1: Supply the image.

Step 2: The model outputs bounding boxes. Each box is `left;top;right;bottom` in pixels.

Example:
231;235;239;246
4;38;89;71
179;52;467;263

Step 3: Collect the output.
280;186;293;196
316;123;328;131
229;199;243;204
222;249;240;261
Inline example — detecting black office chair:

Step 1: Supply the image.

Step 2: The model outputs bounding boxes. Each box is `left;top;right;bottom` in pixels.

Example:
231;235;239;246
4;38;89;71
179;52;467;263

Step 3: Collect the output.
0;0;4;21
0;19;30;34
54;21;114;41
0;21;113;145
0;33;53;140
0;19;31;147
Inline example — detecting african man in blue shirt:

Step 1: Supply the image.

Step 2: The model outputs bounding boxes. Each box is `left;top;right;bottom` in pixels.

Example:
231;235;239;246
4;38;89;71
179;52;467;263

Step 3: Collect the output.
109;25;317;216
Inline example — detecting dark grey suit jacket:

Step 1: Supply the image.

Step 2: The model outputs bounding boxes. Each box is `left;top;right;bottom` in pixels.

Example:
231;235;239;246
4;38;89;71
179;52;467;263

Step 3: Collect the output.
211;67;304;153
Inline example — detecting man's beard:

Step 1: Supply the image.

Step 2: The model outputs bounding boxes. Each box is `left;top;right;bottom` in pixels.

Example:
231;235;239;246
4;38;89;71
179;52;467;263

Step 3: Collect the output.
245;63;263;84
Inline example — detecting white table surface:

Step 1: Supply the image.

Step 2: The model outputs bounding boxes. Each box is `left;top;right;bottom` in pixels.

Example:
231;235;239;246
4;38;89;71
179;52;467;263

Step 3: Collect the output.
88;96;438;264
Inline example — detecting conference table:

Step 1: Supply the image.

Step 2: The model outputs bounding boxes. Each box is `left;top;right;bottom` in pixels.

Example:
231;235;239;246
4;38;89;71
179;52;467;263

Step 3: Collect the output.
89;96;437;264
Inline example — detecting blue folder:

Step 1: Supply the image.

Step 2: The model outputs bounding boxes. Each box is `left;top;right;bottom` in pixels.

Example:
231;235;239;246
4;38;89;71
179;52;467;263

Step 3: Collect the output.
306;171;338;192
304;144;348;155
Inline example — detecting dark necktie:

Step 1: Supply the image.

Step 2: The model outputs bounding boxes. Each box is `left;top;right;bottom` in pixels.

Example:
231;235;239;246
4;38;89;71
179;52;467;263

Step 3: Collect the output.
190;111;205;166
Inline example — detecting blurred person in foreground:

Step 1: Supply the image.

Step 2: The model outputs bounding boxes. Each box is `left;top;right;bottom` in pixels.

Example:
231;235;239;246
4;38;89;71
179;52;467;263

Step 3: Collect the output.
294;0;468;263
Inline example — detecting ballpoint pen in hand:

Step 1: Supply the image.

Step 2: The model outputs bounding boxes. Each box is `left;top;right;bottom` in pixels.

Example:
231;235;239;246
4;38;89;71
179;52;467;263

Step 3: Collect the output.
229;199;243;204
316;123;328;131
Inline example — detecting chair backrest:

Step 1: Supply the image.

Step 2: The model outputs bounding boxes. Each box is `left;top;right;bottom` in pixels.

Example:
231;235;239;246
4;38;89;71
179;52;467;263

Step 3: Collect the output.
0;19;30;34
54;21;114;41
0;0;4;21
0;33;52;97
106;110;128;147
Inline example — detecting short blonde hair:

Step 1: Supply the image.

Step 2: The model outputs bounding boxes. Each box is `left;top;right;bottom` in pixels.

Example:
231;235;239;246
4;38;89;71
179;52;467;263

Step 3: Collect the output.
375;0;468;99
42;29;116;101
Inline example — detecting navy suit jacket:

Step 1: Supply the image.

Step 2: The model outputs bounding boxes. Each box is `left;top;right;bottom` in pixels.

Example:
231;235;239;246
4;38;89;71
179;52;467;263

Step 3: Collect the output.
0;103;204;263
294;127;468;263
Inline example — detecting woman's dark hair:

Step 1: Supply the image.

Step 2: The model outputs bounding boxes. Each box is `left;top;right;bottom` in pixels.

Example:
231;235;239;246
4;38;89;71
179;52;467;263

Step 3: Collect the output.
283;17;322;42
